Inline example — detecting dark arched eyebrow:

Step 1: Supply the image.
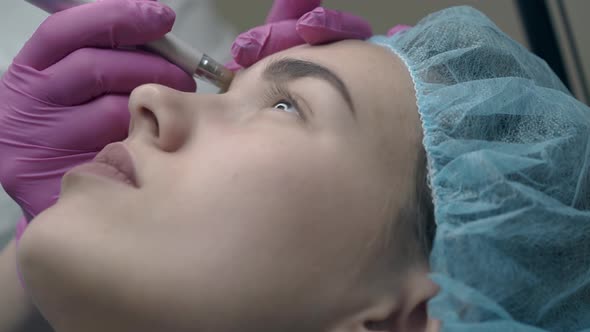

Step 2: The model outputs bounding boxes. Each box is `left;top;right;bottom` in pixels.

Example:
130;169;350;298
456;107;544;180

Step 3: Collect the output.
262;57;356;117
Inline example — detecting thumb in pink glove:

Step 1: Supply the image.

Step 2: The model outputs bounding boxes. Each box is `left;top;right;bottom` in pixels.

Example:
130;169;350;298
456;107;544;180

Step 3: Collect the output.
228;0;373;69
0;0;196;223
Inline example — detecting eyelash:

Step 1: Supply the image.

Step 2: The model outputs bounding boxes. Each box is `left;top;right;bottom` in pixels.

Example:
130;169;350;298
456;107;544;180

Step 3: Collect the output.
262;84;306;120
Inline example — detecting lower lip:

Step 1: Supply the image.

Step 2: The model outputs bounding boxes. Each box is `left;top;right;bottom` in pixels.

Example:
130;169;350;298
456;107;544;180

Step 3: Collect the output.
68;162;135;187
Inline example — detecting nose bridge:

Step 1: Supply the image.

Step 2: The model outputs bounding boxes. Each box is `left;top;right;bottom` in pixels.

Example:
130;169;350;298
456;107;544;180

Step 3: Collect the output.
187;91;228;118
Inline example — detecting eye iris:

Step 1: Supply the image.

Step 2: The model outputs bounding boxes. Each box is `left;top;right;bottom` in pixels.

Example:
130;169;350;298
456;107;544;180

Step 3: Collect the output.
274;102;290;110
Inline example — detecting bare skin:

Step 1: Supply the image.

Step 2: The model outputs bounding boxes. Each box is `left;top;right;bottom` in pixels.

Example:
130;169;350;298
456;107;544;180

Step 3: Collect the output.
16;40;439;332
0;239;53;331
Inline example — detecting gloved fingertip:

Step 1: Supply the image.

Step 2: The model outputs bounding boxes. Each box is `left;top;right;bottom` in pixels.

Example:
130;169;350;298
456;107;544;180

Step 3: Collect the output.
387;24;412;37
298;6;328;26
297;7;372;45
265;0;322;23
180;76;197;93
231;38;258;68
230;27;269;67
144;1;176;27
162;4;176;26
225;60;243;72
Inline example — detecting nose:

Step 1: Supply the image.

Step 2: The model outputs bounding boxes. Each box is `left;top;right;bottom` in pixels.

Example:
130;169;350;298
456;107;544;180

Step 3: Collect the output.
128;84;195;152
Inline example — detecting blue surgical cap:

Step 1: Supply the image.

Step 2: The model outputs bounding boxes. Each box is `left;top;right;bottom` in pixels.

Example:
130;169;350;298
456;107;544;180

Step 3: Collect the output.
368;6;590;332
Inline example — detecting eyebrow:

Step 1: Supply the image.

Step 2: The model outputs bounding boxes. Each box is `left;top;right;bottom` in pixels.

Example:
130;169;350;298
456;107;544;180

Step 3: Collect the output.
262;57;356;117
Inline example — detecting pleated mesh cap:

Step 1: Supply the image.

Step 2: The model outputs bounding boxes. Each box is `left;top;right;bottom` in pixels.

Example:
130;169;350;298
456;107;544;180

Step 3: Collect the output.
368;6;590;331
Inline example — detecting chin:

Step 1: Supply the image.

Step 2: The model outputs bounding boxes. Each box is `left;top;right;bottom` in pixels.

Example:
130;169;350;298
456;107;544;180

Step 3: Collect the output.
17;205;62;278
15;204;174;332
16;203;91;320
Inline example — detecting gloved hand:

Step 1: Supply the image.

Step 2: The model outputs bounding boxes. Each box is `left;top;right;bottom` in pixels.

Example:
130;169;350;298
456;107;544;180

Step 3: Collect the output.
228;0;374;69
0;0;196;223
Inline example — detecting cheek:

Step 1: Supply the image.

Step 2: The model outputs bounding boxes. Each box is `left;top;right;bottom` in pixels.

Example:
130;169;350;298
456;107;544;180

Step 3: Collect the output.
166;130;383;263
164;132;381;314
175;131;336;221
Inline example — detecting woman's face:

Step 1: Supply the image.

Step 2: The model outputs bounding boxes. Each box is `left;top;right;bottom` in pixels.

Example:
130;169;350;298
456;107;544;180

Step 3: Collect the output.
18;40;422;332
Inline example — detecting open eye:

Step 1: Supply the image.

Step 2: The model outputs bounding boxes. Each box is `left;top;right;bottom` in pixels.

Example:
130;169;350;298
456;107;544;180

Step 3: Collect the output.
272;100;300;116
263;85;305;120
273;101;294;112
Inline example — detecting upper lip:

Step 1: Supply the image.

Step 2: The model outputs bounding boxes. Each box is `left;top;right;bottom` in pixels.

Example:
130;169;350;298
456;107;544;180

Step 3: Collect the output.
93;142;139;188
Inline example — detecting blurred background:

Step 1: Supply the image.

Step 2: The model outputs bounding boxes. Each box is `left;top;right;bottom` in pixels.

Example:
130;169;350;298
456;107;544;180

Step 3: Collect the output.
1;0;589;247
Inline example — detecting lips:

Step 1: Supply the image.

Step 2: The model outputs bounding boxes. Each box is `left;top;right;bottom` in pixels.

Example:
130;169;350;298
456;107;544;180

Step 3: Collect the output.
92;142;139;188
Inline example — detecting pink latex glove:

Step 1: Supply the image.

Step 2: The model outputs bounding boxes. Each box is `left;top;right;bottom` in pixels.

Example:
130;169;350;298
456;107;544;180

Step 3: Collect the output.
387;24;412;36
0;0;196;224
228;0;373;69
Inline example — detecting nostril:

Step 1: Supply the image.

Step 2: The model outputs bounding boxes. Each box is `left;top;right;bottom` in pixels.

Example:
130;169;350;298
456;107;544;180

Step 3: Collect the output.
139;107;159;137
